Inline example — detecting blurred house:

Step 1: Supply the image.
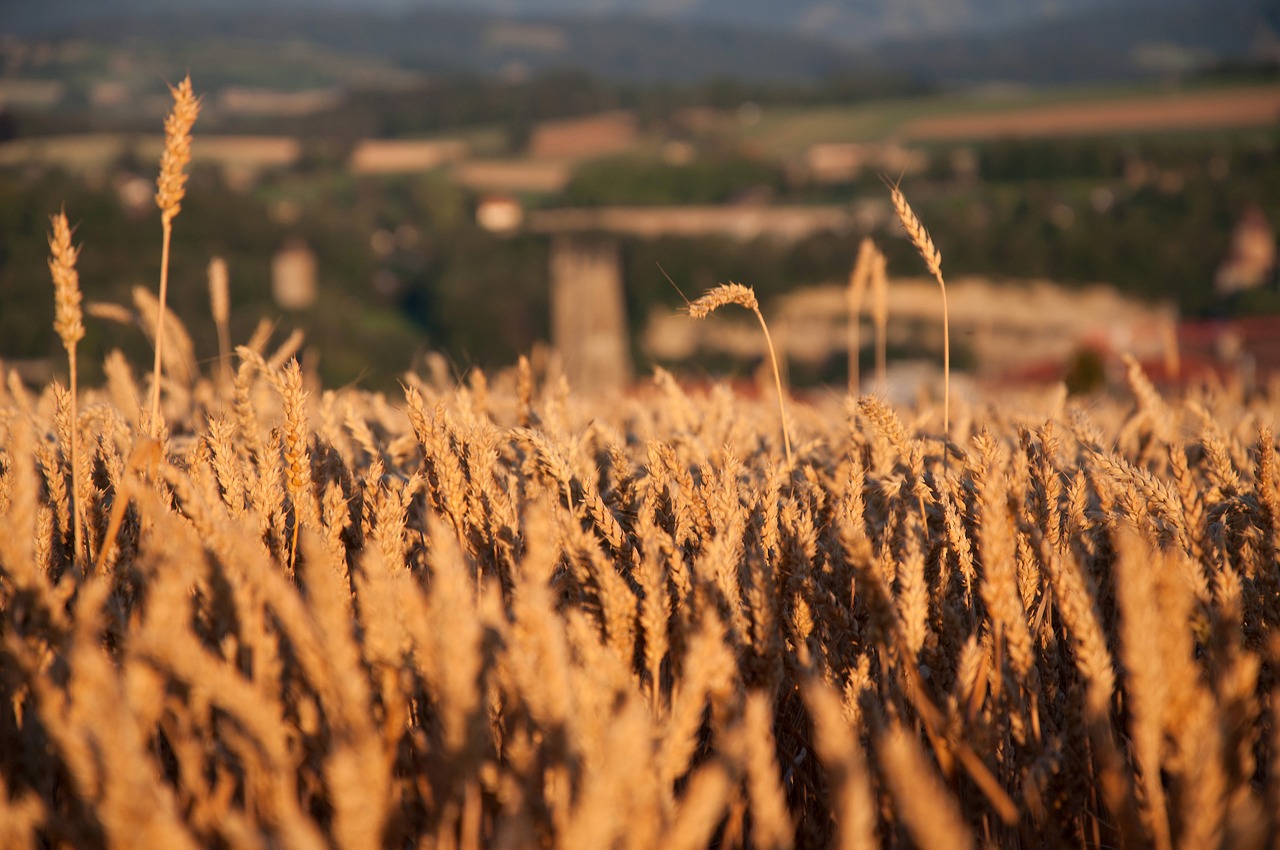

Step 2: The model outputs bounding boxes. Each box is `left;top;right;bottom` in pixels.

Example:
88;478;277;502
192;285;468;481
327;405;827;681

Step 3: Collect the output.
272;241;317;311
1215;205;1276;296
527;110;638;160
453;159;573;194
194;136;303;190
0;133;300;188
349;139;468;175
528;203;873;242
804;142;928;184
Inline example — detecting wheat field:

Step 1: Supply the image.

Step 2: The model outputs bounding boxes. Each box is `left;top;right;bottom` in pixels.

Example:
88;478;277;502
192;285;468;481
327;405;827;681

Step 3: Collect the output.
4;78;1280;850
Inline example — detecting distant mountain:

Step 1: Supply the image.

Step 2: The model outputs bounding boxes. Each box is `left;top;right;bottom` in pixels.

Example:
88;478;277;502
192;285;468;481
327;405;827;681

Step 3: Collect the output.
0;0;1226;45
864;0;1280;85
353;0;1137;44
443;0;1152;44
1;0;1273;86
2;7;873;84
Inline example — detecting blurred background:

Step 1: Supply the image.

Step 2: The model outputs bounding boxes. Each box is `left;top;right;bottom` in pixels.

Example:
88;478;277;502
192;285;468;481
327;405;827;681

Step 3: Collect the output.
1;0;1278;394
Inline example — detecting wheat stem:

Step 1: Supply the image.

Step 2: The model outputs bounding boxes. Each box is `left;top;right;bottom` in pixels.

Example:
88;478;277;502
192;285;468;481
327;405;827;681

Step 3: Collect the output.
209;256;232;389
149;75;200;435
754;307;793;468
687;283;793;467
149;223;172;433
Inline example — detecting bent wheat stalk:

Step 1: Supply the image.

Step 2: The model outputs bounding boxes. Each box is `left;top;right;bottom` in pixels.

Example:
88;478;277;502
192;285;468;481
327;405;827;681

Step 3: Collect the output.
688;283;793;467
889;182;950;434
149;74;200;434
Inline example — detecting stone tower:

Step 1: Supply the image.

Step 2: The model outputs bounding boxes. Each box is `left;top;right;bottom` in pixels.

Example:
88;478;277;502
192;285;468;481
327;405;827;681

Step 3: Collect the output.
549;236;631;394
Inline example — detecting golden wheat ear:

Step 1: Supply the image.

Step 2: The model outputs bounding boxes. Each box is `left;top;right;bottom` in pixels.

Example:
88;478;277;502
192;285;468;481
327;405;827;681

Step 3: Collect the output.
887;180;950;435
148;74;201;435
48;208;85;565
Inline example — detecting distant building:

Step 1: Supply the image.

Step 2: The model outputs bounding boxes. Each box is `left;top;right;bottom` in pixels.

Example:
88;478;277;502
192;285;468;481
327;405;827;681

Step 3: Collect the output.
453;159;572;194
1215;205;1276;296
528;111;638;160
805;142;928;184
528;203;867;243
550;237;631;394
349;139;468;175
272;240;317;310
476;196;523;234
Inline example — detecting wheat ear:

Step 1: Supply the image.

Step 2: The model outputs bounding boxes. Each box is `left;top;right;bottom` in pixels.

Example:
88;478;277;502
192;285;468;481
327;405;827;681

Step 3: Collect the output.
281;359;312;568
148;74;200;435
889;182;950;434
49;209;85;565
688;283;793;467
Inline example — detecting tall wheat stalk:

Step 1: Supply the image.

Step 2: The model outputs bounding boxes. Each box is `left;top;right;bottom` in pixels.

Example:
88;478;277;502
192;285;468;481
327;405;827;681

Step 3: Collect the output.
889;182;950;433
149;75;200;434
688;282;793;467
281;359;311;567
48;209;85;564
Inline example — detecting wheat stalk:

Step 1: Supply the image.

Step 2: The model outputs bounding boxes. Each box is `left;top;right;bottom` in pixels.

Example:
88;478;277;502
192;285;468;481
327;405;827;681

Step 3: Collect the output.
208;256;232;389
687;282;793;467
889;181;950;433
878;720;975;850
281;359;312;567
48;209;85;565
148;74;200;435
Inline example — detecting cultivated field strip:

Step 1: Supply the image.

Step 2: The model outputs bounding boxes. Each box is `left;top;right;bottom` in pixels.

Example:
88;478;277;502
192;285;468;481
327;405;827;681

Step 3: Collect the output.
2;346;1280;849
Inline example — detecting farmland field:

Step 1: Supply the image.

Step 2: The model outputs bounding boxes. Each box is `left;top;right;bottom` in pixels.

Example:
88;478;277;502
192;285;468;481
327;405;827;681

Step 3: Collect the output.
901;83;1280;140
741;81;1280;154
4;299;1280;848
